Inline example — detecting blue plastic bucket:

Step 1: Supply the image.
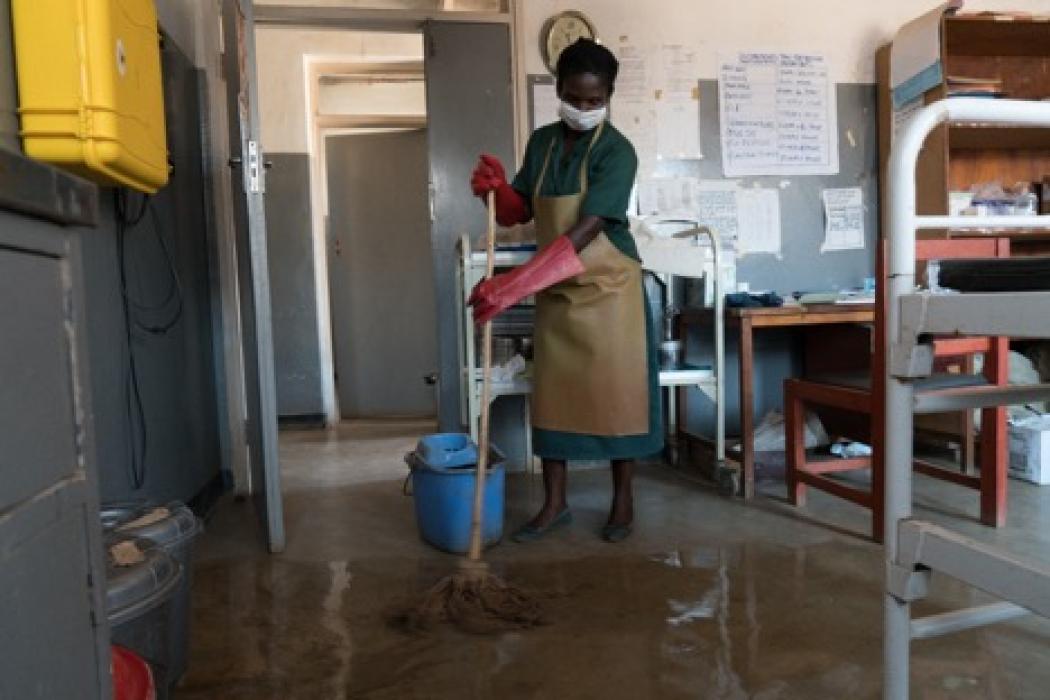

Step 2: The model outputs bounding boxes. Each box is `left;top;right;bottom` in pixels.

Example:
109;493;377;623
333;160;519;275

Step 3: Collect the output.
406;435;504;554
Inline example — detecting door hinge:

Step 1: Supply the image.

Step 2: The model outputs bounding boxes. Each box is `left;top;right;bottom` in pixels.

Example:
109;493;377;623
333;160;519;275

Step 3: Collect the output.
246;140;263;194
217;8;225;56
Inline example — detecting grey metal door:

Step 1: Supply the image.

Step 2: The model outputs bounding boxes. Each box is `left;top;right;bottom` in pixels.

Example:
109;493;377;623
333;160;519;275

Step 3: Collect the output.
221;0;284;552
326;130;437;418
423;21;515;430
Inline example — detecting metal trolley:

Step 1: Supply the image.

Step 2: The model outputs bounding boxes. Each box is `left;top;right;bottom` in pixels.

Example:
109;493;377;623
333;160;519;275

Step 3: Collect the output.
884;97;1050;698
455;222;726;474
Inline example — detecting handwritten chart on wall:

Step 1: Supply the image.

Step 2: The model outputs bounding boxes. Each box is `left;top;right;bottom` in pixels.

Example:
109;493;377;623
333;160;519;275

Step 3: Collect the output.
718;52;839;177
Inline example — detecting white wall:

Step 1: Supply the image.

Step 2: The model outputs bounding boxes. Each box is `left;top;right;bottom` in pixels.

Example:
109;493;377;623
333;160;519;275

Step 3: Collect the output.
255;27;423;152
255;0;501;8
318;79;426;116
519;1;1050;84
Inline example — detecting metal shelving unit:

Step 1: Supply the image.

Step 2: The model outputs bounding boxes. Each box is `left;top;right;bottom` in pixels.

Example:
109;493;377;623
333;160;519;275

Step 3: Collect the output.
456;235;536;467
884;97;1050;699
455;223;726;473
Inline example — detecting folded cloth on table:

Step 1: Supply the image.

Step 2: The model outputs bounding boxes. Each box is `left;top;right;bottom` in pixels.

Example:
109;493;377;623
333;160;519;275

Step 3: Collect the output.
725;292;783;308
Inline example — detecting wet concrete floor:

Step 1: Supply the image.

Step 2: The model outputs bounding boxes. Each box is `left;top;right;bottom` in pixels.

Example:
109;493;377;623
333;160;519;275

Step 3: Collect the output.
177;420;1050;699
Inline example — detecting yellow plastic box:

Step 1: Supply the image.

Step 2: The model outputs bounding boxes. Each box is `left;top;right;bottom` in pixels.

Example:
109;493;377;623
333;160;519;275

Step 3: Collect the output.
11;0;168;193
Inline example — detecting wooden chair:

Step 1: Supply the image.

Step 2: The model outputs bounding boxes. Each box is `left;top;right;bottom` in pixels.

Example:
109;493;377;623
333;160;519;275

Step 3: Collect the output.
784;237;1010;541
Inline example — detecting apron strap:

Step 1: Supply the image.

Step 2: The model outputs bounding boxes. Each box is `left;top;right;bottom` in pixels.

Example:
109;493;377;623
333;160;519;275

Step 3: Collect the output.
533;120;606;202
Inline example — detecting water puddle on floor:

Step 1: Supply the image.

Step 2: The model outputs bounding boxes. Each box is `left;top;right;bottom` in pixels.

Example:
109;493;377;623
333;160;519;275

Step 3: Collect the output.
177;540;1049;699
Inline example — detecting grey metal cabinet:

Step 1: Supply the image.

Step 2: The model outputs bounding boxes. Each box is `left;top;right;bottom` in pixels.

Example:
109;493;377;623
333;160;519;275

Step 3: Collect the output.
0;157;110;698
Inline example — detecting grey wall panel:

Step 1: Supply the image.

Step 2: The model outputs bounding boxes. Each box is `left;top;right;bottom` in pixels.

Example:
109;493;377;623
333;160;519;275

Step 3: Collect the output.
264;152;325;417
81;38;221;504
661;82;878;437
658;81;878;293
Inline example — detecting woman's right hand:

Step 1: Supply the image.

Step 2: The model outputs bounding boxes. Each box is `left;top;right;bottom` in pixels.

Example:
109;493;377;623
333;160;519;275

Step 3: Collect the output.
470;154;507;197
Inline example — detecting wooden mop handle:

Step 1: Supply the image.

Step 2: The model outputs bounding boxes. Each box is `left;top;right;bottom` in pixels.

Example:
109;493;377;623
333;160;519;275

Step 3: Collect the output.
467;190;497;562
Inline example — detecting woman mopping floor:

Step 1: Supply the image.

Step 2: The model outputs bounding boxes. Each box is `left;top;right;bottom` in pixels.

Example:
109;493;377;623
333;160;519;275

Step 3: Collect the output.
470;38;662;544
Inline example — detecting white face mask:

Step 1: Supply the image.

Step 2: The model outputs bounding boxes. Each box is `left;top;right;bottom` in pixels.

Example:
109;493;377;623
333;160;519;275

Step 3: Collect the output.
558;100;607;132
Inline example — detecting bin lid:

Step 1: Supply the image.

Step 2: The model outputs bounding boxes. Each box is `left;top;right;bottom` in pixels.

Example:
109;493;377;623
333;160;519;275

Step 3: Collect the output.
406;443;506;473
105;537;182;626
102;501;201;545
100;500;151;531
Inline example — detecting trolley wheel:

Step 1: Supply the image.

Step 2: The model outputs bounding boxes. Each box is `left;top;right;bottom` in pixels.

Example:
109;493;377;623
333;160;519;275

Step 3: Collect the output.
715;463;739;497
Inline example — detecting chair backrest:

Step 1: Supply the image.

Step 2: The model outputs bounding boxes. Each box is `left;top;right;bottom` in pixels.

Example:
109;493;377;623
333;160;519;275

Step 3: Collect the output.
872;236;1011;390
916;237;1010;262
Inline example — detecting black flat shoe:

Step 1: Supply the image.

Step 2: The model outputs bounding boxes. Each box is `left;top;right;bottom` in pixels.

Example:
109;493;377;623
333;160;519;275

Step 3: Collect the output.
511;509;573;543
601;522;633;543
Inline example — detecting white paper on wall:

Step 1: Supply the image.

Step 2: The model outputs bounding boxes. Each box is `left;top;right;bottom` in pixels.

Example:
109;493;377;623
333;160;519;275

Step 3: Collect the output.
821;187;865;252
531;81;559;131
637;177;700;218
655;44;702;160
616;43;650;103
737;188;782;257
656;98;702;161
718;51;839;177
612;40;659;177
696;180;741;245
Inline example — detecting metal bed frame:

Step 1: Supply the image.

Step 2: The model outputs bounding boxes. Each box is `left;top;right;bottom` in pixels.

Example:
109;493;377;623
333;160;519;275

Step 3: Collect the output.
884;97;1050;698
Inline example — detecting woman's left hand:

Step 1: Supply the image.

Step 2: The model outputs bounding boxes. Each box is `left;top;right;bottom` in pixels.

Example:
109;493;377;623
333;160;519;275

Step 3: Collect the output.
468;236;585;325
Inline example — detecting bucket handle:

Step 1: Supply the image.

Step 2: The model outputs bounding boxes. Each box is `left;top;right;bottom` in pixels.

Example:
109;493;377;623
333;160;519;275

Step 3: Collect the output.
403;453;413;496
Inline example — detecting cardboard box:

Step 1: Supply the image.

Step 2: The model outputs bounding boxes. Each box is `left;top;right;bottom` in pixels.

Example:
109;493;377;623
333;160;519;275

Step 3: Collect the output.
1008;416;1050;486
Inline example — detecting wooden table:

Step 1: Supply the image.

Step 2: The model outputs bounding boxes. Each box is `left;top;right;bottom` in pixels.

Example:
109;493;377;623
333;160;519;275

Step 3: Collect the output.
680;303;875;499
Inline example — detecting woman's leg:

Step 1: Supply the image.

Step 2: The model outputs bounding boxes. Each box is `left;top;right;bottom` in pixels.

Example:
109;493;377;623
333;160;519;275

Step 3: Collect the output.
525;458;569;527
608;459;634;527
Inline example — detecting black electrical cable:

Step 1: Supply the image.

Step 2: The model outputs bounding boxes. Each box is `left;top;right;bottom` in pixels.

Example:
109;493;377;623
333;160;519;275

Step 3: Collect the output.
114;188;185;489
134;199;183;335
115;189;148;489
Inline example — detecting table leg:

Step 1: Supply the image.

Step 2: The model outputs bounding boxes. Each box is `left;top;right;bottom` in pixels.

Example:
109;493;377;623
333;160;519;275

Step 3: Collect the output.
674;313;686;465
738;318;755;499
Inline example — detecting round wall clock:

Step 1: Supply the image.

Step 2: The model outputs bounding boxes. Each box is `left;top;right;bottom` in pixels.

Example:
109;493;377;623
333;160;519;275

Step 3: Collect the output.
540;11;598;75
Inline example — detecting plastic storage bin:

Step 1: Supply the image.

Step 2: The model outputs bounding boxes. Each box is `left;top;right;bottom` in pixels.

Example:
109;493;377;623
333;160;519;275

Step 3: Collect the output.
406;436;505;553
111;645;156;700
106;537;181;700
101;501;201;689
10;0;168;192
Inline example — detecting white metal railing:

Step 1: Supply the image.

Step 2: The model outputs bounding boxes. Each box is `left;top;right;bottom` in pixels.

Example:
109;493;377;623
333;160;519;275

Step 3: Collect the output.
884;97;1050;699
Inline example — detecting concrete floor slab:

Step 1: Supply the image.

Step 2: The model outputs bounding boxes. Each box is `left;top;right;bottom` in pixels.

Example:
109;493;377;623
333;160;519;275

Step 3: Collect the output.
176;420;1050;699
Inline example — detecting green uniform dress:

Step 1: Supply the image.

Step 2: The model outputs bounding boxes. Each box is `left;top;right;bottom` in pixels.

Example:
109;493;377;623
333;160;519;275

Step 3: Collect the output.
511;121;663;461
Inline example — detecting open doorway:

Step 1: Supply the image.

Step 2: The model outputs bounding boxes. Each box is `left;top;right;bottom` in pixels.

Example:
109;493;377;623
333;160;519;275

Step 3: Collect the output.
313;59;438;420
254;14;516;435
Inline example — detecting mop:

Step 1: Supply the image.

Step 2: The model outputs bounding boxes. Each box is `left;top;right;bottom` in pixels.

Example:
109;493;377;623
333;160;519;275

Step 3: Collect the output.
395;191;544;634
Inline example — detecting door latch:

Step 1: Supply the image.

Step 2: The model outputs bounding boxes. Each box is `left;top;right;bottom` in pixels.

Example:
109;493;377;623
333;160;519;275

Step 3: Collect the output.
246;140;263;194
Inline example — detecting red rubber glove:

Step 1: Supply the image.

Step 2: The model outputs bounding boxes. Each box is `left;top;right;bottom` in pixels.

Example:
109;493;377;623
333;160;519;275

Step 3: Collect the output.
469;235;585;325
470;154;529;227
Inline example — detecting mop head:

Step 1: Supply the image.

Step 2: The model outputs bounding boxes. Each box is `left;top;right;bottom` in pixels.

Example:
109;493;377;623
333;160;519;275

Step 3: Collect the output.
393;561;544;634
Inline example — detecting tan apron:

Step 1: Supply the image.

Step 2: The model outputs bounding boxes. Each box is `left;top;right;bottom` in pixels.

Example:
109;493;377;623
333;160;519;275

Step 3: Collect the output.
531;122;649;436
